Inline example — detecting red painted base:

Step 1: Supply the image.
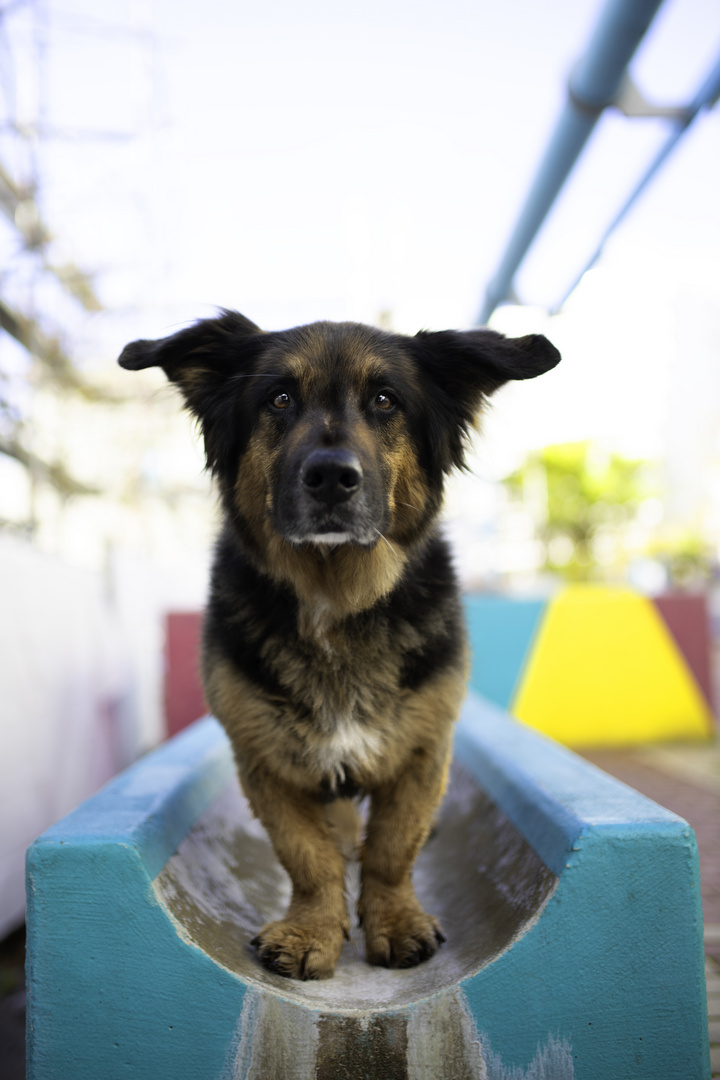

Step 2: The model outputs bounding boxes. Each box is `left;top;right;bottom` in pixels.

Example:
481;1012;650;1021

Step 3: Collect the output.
164;612;206;738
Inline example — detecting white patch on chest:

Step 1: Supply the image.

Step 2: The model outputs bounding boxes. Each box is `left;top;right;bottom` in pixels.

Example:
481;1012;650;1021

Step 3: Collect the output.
315;716;383;786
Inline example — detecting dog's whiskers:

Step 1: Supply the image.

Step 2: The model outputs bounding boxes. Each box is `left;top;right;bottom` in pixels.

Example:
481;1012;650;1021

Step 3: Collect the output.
375;529;399;557
228;373;279;381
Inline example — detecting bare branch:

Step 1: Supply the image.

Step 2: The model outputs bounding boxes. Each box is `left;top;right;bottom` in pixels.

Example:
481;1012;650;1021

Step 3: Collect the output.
0;162;102;309
0;298;120;401
0;435;99;496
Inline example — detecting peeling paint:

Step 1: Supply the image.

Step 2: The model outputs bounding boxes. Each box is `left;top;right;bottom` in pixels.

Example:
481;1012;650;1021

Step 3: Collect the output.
483;1032;575;1080
226;983;491;1079
405;989;488;1080
224;982;574;1079
230;988;319;1080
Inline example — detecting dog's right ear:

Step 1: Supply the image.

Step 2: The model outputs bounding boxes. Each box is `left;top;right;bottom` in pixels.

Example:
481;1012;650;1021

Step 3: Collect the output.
118;309;265;475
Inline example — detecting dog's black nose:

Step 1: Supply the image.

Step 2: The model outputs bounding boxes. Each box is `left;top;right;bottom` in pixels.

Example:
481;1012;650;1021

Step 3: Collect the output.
301;449;363;505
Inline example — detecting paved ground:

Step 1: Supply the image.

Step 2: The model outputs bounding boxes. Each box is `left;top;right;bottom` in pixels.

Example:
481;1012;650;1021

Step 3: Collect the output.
2;737;718;1078
708;950;720;1080
0;924;24;1080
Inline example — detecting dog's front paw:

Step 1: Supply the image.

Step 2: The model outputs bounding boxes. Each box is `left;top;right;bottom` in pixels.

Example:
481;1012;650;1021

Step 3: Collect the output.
359;885;446;969
250;919;345;980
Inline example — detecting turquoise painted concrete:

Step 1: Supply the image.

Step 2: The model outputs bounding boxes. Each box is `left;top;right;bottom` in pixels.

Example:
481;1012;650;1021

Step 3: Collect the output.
455;696;710;1079
26;719;246;1080
453;695;685;876
26;699;711;1079
464;594;546;708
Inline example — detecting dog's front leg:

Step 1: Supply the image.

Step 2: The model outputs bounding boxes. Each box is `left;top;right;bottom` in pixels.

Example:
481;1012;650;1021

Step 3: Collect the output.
242;768;349;980
359;738;450;968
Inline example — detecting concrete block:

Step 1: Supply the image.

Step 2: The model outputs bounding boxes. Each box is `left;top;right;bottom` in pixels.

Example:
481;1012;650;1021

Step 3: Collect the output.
26;695;710;1079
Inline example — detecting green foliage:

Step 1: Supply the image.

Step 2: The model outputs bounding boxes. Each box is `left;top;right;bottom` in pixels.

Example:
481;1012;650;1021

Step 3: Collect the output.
503;441;653;581
647;530;714;589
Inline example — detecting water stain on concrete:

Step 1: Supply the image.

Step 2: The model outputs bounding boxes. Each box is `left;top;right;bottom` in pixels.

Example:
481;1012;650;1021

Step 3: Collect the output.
227;984;489;1080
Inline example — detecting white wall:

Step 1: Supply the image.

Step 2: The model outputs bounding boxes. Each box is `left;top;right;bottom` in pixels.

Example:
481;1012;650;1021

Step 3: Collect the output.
0;538;133;936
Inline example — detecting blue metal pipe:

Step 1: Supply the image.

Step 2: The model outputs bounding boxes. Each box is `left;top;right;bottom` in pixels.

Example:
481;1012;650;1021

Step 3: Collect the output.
477;0;666;325
551;49;720;313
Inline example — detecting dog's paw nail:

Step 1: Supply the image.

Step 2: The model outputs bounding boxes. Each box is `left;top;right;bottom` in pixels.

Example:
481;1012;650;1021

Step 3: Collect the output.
259;948;289;977
396;950;422;968
266;958;288;977
435;928;447;945
249;935;261;948
299;952;311;980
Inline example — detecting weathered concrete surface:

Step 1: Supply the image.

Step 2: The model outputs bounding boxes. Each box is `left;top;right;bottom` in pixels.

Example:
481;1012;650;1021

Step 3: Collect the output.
155;763;556;1010
154;763;556;1077
228;983;493;1080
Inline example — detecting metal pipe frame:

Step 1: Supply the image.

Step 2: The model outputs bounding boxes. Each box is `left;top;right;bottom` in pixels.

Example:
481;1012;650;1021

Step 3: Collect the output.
477;0;667;326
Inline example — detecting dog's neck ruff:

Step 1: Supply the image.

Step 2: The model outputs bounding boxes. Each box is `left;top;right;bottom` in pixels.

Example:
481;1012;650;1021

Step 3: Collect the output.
248;523;415;624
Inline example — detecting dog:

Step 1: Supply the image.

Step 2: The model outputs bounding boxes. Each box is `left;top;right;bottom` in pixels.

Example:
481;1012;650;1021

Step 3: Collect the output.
118;311;560;980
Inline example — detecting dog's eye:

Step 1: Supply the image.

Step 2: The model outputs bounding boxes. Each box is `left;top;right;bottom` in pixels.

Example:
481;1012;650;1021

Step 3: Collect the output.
374;392;395;411
271;391;292;410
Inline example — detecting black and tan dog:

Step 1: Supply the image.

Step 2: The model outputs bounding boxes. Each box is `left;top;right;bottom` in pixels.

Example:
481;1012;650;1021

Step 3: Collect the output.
119;312;559;980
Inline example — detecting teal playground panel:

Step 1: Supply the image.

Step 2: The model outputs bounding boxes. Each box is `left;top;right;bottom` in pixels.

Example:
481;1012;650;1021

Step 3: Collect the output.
464;594;546;708
26;693;711;1080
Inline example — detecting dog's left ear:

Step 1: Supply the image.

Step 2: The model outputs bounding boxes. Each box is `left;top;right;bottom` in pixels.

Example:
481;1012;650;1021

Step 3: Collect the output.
411;328;560;400
408;328;560;471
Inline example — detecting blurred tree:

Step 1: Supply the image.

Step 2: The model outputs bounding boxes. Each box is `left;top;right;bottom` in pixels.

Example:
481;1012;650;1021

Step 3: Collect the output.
0;3;113;535
0;3;213;569
647;529;715;590
502;441;652;581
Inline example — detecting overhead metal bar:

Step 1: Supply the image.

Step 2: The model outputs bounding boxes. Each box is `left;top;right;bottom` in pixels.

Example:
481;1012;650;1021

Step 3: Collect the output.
477;0;666;326
549;50;720;313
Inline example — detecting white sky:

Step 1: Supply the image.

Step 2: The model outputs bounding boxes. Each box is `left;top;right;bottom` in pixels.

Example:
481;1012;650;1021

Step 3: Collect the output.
4;0;720;475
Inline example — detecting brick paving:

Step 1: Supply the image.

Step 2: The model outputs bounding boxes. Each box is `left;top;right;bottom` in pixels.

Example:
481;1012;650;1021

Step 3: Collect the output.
0;924;24;1080
709;952;720;1079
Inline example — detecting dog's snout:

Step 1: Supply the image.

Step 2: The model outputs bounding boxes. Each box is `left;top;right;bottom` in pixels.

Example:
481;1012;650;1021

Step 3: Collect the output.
301;448;363;505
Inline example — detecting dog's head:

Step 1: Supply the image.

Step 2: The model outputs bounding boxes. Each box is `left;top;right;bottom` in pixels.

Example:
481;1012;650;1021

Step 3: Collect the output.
119;312;559;585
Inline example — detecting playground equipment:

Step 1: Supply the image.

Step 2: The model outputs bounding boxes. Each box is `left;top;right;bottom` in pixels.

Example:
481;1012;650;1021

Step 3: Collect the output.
466;586;714;747
26;690;710;1079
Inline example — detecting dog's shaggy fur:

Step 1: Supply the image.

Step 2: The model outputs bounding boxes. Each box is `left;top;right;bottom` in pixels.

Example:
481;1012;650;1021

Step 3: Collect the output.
119;312;559;980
